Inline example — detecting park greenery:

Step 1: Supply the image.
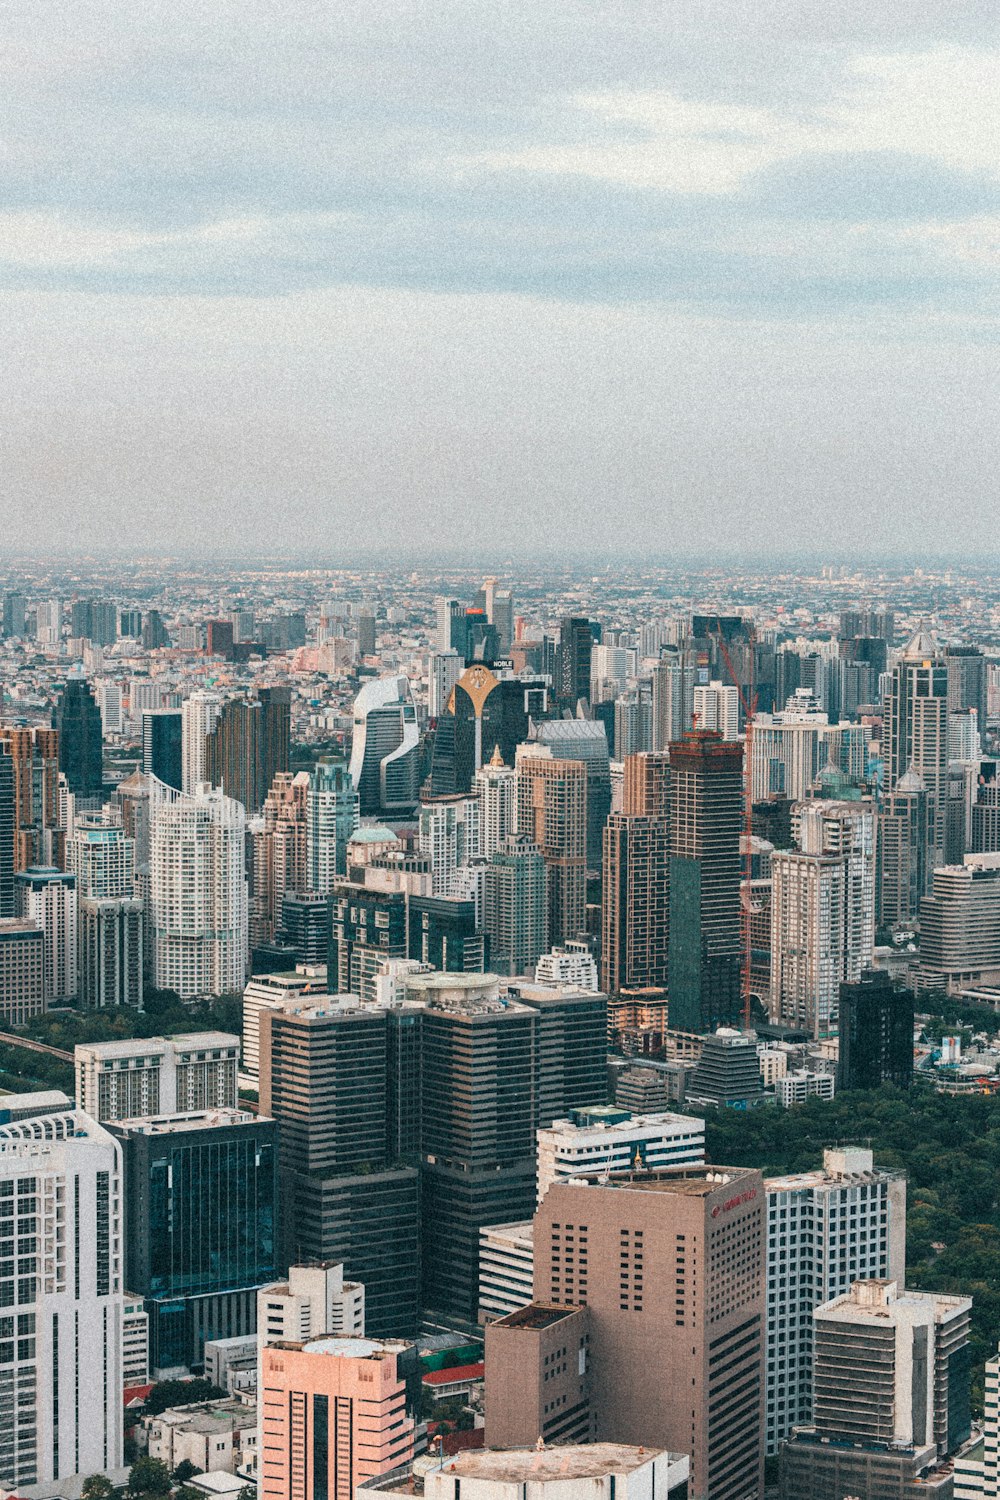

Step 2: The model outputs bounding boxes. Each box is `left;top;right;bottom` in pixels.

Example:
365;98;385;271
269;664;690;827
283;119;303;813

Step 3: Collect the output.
705;1086;1000;1408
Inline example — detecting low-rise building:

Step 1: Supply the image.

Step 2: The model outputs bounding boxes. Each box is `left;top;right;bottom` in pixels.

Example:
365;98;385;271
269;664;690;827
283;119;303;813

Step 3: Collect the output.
144;1398;257;1477
774;1069;835;1106
359;1445;689;1499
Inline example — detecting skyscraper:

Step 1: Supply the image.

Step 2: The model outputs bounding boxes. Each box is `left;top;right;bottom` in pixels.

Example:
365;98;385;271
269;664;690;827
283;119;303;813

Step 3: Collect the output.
181;689;222;793
531;718;611;870
15;865;77;1003
838;969;914;1091
205;687;291;814
418;792;481;893
601;811;670;994
475;746;517;857
429;663;550;794
0;1108;125;1492
0;745;14;916
652;646;695;751
349;675;421;817
0;919;45;1023
252;770;310;947
69;824;143;1009
141;708;183;790
2;591;26;638
149;778;248;999
515;744;587;944
667;731;743;1032
53;679;103;798
483;833;548;975
556;616;593;708
883;622;949;884
692;679;741;738
878;765;929;926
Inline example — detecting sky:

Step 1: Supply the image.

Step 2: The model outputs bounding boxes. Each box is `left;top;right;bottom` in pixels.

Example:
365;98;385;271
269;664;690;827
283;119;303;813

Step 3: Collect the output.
2;1;999;559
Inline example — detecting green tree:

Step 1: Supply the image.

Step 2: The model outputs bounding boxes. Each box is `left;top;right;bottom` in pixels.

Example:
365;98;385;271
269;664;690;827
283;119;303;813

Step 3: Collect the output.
173;1459;199;1483
81;1478;115;1500
127;1455;172;1496
144;1376;226;1415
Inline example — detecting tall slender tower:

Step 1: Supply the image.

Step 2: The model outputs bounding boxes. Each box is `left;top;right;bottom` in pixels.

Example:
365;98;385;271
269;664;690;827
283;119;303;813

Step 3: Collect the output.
883;622;948;884
53;680;103;798
515;744;587;944
667;731;743;1032
181;690;222;794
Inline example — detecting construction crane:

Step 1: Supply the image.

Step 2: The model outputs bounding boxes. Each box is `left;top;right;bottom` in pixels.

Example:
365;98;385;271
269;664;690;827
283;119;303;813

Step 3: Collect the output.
710;618;761;1029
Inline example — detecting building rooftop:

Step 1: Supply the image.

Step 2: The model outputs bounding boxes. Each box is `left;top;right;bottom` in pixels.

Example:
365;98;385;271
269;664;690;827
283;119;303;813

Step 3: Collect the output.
428;1444;668;1482
491;1303;584;1332
78;1032;239;1059
117;1108;264;1134
550;1164;754;1195
277;1334;412;1360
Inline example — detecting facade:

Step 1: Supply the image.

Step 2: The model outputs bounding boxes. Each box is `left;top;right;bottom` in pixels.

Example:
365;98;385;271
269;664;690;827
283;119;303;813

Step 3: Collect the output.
418;792;481;894
252;770;310;948
651;647;695;752
123;1293;150;1386
686;1027;765;1108
920;860;1000;992
0;746;13;917
111;1108;280;1375
258;1261;365;1345
774;1069;835;1105
149;778;248;999
181;690;223;794
956;1345;1000;1499
536;1106;705;1200
556;615;593;708
478;1221;535;1323
349;675;421;816
205;687;292;815
53;679;103;797
667;732;743;1032
763;1146;907;1454
258;1335;417;1500
0;725;61;872
78;896;144;1008
75;1032;240;1122
0;1109;124;1492
878;766;929;926
16;865;77;1004
475;749;517;857
530;719;611;870
490;1165;766;1500
534;940;598;990
483;834;548;975
307;756;358;890
838;969;915;1090
601;812;670;994
883;623;950;886
142;708;183;790
0;919;45;1024
693;679;740;739
241;969;329;1080
68;823;134;898
515;744;587;944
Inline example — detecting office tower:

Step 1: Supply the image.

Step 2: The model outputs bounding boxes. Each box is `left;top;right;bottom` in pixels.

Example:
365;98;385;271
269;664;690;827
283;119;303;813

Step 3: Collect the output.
15;865;77;1003
2;591;26;638
591;643;637;704
686;1027;765;1107
883;622;949;883
948;645;988;730
181;689;223;793
484;834;548;975
0;746;14;917
763;1146;907;1455
667;731;743;1032
76;1033;240;1121
349;674;421;816
0;1109;124;1492
950;707;982;762
357;610;377;657
95;679;123;736
205;686;291;815
430;663;550;795
259;1335;417;1500
614;684;652;757
0;918;45;1023
141;608;169;649
919;861;1000;991
418;792;481;893
259;999;420;1335
878;766;929;926
111;1107;278;1375
556;616;593;708
972;776;1000;855
230;606;256;643
536;1107;705;1200
491;587;514;654
515;744;587;944
780;1280;971;1500
838;969;915;1090
512;980;608;1126
601;811;670;994
532;719;610;870
242;969;329;1079
651;645;695;751
149;778;248;999
251;770;309;947
693;678;740;738
475;746;517;857
141;708;183;790
206;617;235;657
622;749;670;818
331;879;484;1000
280;889;331;966
118;607;142;637
491;1166;766;1500
435;596;465;653
839;606;894;641
750;699;867;803
258;1261;365;1344
70;597;118;646
53;679;102;797
428;647;463;718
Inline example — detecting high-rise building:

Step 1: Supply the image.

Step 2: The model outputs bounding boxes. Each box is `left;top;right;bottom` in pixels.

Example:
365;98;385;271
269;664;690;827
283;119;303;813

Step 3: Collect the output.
693;678;741;739
418;792;481;893
0;1109;125;1492
0;918;45;1023
142;708;183;790
956;1344;1000;1498
258;1335;418;1500
515;744;587;944
16;865;77;1003
556;616;593;708
181;690;223;794
2;591;26;638
686;1026;765;1107
141;609;170;650
0;745;14;917
280;889;331;967
883;622;949;885
205;687;291;815
75;1032;240;1122
652;646;695;751
357;610;377;657
257;1260;365;1346
838;969;915;1090
349;675;421;817
251;770;310;947
536;1107;705;1200
947;645;988;732
488;1165;766;1500
0;725;61;872
53;679;103;798
839;607;894;641
622;749;670;819
531;719;611;871
763;1146;907;1454
878;765;929;926
667;731;743;1032
614;684;653;757
77;896;144;1008
483;834;548;975
601;811;670;995
429;648;463;719
111;1108;279;1375
474;747;517;858
307;757;358;890
68;822;135;898
780;1279;971;1500
919;860;1000;992
149;778;248;999
429;664;550;795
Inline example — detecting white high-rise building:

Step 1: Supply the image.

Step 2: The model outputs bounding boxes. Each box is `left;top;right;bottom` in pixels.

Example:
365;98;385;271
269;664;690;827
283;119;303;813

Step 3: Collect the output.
96;680;124;736
149;779;248;999
475;749;517;858
15;867;77;1004
257;1262;364;1347
0;1109;124;1491
68;825;135;899
536;1106;706;1202
181;691;223;794
533;941;599;991
651;648;695;751
693;679;741;740
242;970;330;1081
418;794;481;894
429;649;463;718
75;1032;240;1122
763;1146;907;1456
956;1345;1000;1498
478;1221;535;1323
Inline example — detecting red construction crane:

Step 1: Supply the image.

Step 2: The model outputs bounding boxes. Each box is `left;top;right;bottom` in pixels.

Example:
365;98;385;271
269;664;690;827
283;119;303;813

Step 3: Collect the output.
710;618;760;1029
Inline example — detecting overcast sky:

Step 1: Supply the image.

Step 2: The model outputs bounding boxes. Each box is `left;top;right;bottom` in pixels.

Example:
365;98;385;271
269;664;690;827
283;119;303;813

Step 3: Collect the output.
2;1;998;559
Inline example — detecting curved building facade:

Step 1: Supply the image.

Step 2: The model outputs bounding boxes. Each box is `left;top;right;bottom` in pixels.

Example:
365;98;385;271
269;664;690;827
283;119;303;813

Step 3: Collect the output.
349;676;420;817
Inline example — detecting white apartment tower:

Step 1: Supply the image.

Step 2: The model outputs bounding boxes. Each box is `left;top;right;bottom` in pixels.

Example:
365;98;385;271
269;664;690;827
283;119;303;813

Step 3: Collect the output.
181;691;223;795
0;1109;124;1491
149;779;248;999
257;1261;365;1347
763;1146;907;1455
75;1033;240;1123
418;794;481;895
693;680;741;740
475;748;517;858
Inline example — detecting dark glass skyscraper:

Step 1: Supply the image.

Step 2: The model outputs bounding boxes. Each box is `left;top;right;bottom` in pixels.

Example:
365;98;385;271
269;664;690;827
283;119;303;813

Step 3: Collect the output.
53;679;103;797
556;616;593;708
0;747;14;917
142;709;183;790
837;969;914;1092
